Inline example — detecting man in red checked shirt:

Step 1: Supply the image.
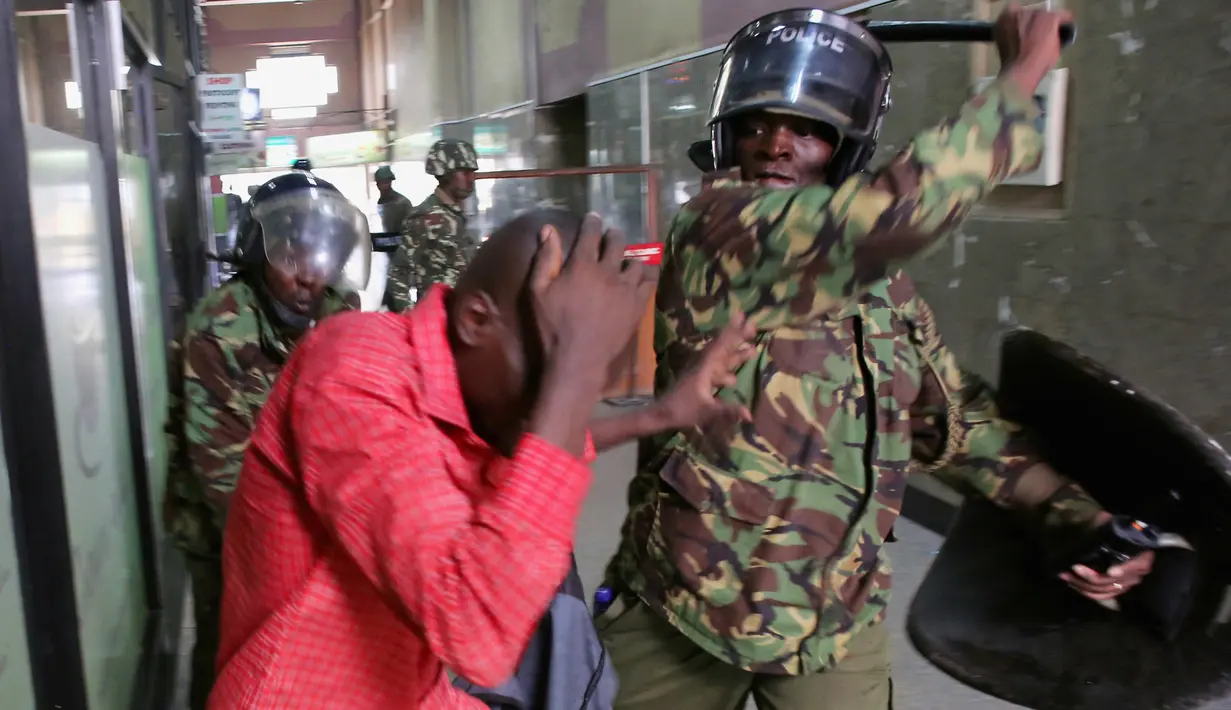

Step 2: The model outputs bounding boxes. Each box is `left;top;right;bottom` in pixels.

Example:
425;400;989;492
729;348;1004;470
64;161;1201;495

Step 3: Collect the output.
209;209;757;709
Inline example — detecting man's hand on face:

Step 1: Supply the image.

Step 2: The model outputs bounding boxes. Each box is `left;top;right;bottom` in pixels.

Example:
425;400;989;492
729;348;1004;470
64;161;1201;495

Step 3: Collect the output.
655;312;757;431
1059;511;1156;602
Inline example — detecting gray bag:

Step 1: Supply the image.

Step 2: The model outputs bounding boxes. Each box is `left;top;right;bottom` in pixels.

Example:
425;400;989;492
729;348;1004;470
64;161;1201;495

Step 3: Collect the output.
453;556;618;710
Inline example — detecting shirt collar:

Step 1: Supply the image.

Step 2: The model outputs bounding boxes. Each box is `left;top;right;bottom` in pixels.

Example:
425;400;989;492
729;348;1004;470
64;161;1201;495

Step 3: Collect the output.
408;285;472;431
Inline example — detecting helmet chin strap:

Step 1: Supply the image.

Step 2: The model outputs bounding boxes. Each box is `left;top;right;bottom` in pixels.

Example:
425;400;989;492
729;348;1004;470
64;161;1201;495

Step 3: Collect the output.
268;296;315;332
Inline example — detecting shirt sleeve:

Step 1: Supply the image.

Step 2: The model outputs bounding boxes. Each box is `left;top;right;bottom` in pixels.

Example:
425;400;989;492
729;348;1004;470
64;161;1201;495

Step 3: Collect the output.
905;293;1105;531
293;371;593;689
667;78;1043;333
180;329;256;523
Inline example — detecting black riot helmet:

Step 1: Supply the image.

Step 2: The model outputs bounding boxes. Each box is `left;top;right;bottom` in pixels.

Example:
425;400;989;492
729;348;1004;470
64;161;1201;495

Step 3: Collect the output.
233;171;370;293
709;9;893;185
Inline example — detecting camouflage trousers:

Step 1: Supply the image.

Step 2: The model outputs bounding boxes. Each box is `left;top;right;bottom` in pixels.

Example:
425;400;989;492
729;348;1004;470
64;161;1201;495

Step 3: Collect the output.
598;599;892;710
185;555;223;710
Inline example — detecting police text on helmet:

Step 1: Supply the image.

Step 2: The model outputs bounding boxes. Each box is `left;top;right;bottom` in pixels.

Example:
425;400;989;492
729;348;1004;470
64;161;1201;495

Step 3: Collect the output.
765;26;846;53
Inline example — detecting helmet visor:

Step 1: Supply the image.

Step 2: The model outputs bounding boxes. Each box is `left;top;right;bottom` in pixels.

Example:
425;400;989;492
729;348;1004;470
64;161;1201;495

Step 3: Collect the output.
254;188;371;289
710;12;891;141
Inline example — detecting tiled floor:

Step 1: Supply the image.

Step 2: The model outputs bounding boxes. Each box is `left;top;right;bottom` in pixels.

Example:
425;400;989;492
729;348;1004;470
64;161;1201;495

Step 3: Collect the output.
169;435;1231;709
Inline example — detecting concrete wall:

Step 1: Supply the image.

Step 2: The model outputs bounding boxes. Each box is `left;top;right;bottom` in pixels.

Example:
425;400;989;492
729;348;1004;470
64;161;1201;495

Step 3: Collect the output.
866;0;1231;444
535;0;875;102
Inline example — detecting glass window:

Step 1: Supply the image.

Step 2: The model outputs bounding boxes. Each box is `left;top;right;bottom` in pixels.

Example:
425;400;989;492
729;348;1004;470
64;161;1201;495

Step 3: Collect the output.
121;60;143;156
587;75;643;167
119;0;154;53
461;109;536;241
26;101;146;710
647;53;723;239
586;75;646;241
160;10;186;84
153;81;193;322
118;152;170;553
15;2;89;140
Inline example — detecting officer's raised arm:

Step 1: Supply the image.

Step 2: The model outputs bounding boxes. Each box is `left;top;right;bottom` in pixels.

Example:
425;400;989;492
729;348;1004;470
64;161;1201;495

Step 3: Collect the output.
669;5;1069;331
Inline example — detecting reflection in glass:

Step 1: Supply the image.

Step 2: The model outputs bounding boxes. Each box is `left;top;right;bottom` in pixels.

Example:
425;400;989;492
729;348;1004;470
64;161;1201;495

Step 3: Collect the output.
154;81;194;321
122;63;142;156
15;3;88;140
587;77;646;240
442;109;536;242
472;175;590;244
647;53;723;238
26;123;145;710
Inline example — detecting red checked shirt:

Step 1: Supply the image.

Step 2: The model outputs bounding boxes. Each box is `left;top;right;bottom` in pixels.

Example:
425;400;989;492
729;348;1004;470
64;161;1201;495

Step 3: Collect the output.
210;287;594;709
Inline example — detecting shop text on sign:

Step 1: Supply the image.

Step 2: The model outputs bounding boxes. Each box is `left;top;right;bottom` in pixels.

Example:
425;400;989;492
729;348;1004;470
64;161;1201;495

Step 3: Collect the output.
197;73;245;131
623;243;664;266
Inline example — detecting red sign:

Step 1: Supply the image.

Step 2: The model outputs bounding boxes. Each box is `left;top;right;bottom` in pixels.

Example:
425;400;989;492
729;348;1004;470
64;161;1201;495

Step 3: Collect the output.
623;243;664;266
207;76;234;86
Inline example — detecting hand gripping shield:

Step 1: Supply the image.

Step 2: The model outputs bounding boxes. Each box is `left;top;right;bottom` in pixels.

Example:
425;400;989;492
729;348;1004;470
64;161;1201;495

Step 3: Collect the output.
907;328;1231;710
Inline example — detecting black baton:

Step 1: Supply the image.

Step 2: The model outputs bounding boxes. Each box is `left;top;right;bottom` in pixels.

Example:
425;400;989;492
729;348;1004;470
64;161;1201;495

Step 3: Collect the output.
864;20;1076;47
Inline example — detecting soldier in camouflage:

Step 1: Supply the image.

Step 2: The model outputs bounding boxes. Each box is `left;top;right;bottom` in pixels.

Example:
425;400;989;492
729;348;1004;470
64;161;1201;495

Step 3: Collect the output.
163;172;368;710
384;139;479;312
374;165;415;235
598;7;1154;709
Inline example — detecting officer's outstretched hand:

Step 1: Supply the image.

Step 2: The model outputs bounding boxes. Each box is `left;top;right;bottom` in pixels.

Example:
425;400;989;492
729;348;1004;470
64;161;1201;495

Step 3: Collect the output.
1059;511;1156;602
655;312;757;431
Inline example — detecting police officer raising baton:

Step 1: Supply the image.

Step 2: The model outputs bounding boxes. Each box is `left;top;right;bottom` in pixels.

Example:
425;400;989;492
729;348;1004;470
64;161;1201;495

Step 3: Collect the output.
597;4;1153;710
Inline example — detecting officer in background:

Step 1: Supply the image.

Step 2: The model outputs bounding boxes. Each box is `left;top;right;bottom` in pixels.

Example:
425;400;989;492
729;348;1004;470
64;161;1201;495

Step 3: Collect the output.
384;138;478;312
598;5;1152;710
373;165;414;234
162;172;368;710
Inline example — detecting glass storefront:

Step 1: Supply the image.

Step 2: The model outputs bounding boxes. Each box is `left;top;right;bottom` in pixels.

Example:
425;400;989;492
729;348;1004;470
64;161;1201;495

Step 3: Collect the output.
28;121;148;710
153;80;195;325
586;51;724;243
586;76;647;241
438;105;536;244
4;0;204;707
646;55;722;238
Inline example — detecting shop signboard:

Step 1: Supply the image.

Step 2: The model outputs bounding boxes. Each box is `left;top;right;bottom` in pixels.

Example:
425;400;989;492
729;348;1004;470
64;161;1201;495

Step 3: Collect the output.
209;136;260;155
197;73;246;131
304;131;386;168
205;151;264;176
473;124;510;156
265;136;299;169
623;242;664;265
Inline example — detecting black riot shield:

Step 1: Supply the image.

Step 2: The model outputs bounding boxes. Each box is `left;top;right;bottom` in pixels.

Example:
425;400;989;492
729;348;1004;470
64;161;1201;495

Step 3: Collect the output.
907;328;1231;710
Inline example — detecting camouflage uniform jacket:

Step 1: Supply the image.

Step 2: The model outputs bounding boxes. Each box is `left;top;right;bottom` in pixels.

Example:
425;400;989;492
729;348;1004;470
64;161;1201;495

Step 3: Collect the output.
385;191;470;313
378;190;415;235
163;275;355;559
604;80;1104;675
